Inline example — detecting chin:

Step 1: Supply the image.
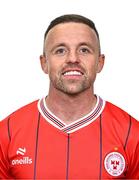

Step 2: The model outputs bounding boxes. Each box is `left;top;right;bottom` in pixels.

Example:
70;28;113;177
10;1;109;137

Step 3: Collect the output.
61;86;90;95
55;80;92;95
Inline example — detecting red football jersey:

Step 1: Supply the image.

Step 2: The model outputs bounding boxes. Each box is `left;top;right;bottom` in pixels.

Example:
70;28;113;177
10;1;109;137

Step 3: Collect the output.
0;96;139;179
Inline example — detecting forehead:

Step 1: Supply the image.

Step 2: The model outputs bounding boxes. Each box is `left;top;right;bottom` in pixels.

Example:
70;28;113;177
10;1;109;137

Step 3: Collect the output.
45;22;99;47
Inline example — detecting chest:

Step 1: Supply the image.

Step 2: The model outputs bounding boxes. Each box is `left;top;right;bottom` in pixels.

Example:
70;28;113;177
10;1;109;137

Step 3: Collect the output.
8;116;128;179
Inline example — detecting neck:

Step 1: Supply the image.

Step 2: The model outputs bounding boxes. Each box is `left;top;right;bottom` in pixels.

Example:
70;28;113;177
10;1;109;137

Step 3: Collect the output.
45;88;97;124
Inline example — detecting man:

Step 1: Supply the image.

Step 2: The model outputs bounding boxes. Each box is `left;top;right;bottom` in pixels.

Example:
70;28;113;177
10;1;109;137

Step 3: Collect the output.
0;14;139;179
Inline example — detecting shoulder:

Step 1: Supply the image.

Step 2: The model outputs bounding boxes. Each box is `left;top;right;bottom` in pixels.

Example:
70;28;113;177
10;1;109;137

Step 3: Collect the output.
0;100;39;145
104;100;139;132
104;101;138;120
0;100;39;129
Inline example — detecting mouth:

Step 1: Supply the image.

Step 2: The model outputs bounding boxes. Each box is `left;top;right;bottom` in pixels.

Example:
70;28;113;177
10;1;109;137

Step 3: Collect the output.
61;69;84;80
63;70;83;76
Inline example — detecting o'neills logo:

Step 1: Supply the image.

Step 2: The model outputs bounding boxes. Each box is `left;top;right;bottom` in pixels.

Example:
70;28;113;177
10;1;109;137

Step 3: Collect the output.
12;157;32;165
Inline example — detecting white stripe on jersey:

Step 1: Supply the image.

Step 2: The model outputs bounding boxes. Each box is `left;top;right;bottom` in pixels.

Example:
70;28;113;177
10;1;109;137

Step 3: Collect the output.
38;95;105;133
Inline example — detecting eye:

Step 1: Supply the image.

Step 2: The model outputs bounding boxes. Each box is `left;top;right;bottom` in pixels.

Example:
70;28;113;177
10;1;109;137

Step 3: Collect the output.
79;47;91;54
54;47;67;55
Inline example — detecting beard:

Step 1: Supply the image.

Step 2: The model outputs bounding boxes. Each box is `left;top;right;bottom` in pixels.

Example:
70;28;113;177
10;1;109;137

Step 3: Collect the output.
49;72;95;95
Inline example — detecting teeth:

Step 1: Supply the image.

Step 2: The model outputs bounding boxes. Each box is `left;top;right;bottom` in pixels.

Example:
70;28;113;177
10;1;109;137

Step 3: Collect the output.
64;71;82;76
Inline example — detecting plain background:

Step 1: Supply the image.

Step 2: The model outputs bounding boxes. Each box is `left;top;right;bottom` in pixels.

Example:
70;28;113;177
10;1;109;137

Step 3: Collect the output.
0;0;139;120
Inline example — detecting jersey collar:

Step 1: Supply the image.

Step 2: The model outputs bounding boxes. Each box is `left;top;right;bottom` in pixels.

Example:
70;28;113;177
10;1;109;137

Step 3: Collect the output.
38;95;105;133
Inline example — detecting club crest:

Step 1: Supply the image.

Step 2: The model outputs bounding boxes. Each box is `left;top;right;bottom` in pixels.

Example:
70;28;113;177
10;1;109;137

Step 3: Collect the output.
104;152;126;176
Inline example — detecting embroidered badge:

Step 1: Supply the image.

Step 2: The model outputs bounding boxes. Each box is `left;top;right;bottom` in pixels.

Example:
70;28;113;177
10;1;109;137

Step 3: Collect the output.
104;152;125;176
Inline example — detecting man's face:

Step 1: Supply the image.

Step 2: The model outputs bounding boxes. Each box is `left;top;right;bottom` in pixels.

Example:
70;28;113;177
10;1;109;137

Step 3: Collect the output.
41;22;104;95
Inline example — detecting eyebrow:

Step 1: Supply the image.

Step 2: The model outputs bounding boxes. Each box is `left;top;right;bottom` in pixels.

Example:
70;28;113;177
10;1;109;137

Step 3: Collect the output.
50;41;96;53
78;42;95;49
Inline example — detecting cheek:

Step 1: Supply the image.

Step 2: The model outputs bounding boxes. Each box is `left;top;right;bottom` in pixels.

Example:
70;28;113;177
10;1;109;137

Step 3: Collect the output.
48;56;66;74
85;61;98;74
47;62;61;76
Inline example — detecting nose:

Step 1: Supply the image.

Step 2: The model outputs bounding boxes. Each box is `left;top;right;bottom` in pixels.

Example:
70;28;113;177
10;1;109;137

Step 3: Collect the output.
66;50;80;64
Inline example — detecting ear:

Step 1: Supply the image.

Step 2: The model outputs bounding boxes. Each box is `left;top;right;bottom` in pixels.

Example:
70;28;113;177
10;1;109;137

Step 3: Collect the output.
40;55;48;74
96;54;105;73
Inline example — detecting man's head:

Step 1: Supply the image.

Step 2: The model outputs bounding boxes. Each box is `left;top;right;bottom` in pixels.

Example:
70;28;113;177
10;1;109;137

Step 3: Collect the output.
40;14;105;95
43;14;101;56
44;14;101;52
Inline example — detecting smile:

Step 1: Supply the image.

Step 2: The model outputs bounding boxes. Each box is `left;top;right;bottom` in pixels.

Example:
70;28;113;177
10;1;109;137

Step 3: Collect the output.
63;71;82;76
